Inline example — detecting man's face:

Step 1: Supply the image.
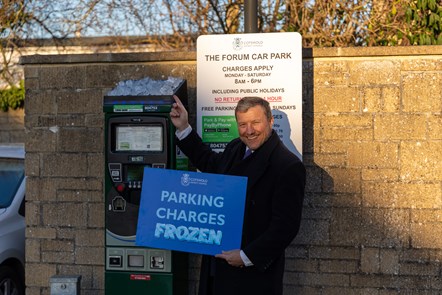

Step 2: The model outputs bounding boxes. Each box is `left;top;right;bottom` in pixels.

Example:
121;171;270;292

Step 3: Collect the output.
236;105;274;150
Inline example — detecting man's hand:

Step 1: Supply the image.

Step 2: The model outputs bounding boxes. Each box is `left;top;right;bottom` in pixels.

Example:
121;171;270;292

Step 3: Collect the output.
170;95;190;131
215;250;244;268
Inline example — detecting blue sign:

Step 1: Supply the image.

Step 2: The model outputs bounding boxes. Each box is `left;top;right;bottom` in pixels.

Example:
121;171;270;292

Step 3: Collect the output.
136;168;248;256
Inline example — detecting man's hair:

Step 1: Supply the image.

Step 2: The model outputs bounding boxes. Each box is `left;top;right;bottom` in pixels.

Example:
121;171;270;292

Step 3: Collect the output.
235;97;273;121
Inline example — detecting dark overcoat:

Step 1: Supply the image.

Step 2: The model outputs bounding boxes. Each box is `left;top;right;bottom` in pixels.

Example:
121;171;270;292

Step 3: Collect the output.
177;130;306;295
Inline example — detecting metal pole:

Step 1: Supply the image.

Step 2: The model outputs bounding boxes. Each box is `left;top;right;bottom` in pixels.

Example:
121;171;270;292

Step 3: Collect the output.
244;0;258;33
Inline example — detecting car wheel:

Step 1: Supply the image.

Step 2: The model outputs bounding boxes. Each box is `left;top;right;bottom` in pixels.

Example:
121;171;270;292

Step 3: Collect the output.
0;265;25;295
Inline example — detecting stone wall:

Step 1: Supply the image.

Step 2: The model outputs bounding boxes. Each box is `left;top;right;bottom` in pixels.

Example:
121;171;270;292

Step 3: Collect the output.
21;46;442;295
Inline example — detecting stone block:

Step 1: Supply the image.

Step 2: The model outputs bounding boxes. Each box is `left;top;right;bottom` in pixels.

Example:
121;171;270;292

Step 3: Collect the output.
411;223;442;249
374;114;426;140
329;193;362;207
363;182;442;209
428;115;442;140
400;141;442;181
361;247;379;273
321;113;373;127
24;89;57;115
349;274;382;288
319;259;358;273
55;114;86;127
55;177;103;191
87;203;104;228
348;142;399;168
295;273;350;287
25;202;40;226
402;72;442;112
75;246;105;265
401;58;442;71
285;246;309;259
382;86;401;112
92;265;105;290
24;66;39;79
39;65;86;89
302;207;332;220
42;203;87;227
400;248;431;262
58;128;102;152
24;77;39;90
57;189;102;202
26;227;56;239
379;249;399;275
41;239;74;252
87;153;104;178
309;246;359;260
285;258;318;272
26;177;56;201
324;168;361;193
320;141;351;154
84;64;129;89
42;251;75;264
313;60;350;86
25;263;56;287
25;152;40;177
25;129;57;152
411;209;442;223
33;115;57;128
313;153;347;167
322;127;372;141
360;209;409;248
56;89;103;114
295;219;330;245
330;208;362;246
26;239;41;263
362;168;399;181
314;86;361;113
399;261;440;276
361;87;382;113
56;228;77;240
41;153;88;177
75;229;104;247
85;114;104;128
348;60;401;86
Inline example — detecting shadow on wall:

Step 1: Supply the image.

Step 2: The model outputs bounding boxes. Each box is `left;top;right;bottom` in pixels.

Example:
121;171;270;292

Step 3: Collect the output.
271;109;302;161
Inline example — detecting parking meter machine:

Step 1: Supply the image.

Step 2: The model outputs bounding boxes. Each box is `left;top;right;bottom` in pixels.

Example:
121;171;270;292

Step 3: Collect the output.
103;78;188;295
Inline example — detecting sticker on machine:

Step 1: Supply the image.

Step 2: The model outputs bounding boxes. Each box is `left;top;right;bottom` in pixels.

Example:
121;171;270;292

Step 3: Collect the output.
136;168;247;256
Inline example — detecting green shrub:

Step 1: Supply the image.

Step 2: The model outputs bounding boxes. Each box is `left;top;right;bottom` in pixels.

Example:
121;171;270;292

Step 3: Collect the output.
0;81;25;112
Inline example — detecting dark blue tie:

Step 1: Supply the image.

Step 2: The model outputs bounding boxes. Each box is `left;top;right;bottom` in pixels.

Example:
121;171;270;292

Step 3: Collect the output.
243;148;252;159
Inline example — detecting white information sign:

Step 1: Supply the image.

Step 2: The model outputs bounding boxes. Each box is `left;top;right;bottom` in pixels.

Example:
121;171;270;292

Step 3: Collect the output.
197;32;303;159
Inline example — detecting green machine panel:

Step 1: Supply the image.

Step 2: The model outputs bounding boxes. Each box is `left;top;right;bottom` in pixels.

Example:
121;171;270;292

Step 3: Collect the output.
103;78;189;295
105;272;173;295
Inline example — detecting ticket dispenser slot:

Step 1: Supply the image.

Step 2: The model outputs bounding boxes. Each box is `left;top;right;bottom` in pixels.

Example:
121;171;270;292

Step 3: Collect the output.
103;79;189;295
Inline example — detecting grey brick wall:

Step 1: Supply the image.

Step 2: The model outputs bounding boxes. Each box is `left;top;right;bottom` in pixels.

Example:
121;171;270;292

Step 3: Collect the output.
21;47;442;295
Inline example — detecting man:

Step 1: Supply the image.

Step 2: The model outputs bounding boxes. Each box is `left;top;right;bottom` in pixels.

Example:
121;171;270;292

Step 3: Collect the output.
170;95;305;295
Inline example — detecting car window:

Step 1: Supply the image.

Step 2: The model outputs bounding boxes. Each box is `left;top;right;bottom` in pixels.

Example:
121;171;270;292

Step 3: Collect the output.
0;158;24;208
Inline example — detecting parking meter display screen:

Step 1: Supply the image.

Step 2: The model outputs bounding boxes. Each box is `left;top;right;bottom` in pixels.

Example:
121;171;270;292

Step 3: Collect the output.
116;125;163;152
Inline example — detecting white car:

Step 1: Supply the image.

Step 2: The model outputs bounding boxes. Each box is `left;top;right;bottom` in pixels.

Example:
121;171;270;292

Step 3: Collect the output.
0;144;25;295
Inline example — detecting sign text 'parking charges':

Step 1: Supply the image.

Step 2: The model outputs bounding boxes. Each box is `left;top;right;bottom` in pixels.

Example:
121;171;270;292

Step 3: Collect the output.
136;168;247;256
